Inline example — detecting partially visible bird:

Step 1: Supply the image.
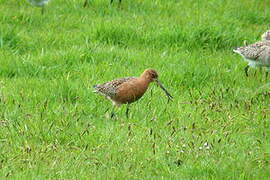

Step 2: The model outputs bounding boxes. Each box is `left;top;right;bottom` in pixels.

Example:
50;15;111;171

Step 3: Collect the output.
84;0;122;8
93;69;173;118
27;0;50;14
233;30;270;77
261;30;270;41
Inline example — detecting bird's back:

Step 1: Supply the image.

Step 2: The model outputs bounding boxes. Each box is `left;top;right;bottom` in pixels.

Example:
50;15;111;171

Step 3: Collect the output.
93;76;151;104
93;77;136;98
114;78;150;104
234;41;270;61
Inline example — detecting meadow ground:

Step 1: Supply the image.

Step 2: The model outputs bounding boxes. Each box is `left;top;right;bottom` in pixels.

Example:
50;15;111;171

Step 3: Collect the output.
0;0;269;179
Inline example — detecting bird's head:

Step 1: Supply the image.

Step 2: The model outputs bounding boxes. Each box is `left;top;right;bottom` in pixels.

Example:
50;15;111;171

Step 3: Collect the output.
141;68;173;101
142;69;159;82
261;30;270;41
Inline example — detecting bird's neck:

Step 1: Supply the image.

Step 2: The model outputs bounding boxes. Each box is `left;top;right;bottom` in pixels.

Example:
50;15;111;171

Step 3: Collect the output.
139;76;152;85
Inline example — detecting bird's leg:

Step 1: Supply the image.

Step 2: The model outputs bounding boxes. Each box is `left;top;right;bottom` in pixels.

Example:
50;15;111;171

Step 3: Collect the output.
245;66;249;77
265;67;270;79
111;0;114;4
150;88;153;98
111;112;115;118
111;106;116;118
126;104;130;119
41;6;45;15
83;0;88;8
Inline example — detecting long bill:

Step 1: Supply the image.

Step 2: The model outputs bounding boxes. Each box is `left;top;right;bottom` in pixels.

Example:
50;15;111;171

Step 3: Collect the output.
155;79;173;101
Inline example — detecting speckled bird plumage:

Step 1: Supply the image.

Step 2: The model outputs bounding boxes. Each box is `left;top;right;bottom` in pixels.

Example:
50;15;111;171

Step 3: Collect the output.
233;30;270;74
234;41;270;64
93;77;136;105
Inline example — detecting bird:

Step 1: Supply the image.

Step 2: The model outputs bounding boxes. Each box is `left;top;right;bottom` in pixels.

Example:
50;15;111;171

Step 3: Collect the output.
93;69;173;118
84;0;122;8
233;30;270;77
261;30;270;41
27;0;50;14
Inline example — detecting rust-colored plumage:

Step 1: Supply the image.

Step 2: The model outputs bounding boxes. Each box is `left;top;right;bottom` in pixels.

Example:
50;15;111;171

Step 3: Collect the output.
93;69;173;118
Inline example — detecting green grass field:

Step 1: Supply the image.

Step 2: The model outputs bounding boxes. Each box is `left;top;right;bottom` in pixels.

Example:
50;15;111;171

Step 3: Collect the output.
0;0;269;179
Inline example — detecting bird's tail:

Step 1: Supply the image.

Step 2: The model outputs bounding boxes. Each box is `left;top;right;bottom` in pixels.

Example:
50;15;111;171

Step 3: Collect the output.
92;85;99;93
232;47;241;54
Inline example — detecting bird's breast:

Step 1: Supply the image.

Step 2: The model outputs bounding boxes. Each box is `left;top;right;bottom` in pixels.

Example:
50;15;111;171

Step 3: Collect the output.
113;79;150;104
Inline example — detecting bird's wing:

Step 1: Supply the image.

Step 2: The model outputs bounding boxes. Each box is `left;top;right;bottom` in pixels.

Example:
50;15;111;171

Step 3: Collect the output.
234;41;270;61
93;77;136;97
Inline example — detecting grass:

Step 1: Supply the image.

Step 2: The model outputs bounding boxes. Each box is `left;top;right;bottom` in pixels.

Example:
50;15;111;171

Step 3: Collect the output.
0;0;269;179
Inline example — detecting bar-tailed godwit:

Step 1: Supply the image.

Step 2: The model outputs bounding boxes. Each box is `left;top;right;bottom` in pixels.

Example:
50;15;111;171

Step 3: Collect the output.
93;69;173;118
233;30;270;77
